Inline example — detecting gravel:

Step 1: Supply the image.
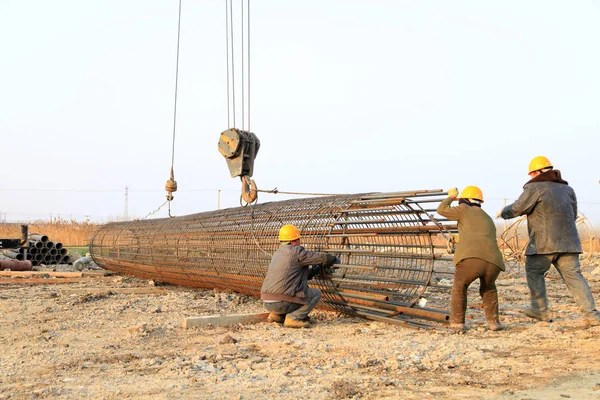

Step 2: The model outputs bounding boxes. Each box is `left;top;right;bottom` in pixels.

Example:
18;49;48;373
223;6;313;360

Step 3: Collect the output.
1;260;600;399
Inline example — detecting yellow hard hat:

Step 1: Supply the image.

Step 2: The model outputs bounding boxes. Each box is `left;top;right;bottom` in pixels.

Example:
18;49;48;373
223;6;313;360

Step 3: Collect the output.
528;156;553;173
459;186;484;202
279;224;300;241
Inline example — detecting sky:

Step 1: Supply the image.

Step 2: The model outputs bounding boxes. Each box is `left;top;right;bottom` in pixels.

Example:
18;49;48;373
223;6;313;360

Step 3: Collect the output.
1;1;599;227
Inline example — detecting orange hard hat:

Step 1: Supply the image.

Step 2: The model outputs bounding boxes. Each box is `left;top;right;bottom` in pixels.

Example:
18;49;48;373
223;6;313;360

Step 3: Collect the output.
459;186;484;203
528;156;553;173
279;224;300;241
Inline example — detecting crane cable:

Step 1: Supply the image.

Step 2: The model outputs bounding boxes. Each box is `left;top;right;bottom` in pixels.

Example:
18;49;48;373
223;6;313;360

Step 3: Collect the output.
241;0;244;130
226;0;257;205
226;0;236;127
240;0;257;205
226;0;250;130
163;0;184;218
144;0;181;220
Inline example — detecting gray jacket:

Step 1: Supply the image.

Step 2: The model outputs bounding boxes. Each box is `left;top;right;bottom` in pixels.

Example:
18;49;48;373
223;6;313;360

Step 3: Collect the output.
261;244;326;304
501;176;581;255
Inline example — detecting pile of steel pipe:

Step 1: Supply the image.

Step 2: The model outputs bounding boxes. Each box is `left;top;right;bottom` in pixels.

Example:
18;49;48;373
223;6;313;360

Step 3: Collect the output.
0;234;71;266
28;234;71;266
90;190;458;329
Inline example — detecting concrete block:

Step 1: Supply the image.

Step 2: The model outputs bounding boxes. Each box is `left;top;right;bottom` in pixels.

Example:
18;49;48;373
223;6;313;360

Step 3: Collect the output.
182;312;269;328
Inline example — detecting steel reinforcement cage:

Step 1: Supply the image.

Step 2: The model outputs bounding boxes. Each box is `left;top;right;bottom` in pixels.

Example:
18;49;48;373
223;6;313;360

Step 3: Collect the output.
89;190;458;329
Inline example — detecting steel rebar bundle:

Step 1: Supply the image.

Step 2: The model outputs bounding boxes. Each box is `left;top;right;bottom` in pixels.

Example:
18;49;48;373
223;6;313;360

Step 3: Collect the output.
90;190;458;329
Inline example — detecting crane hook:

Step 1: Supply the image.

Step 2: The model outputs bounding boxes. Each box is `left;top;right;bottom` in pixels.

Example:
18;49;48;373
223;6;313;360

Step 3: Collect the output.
165;167;178;201
240;175;258;204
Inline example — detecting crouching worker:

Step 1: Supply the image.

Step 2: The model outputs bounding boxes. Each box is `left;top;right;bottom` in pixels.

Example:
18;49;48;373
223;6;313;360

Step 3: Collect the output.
261;224;337;328
437;186;506;332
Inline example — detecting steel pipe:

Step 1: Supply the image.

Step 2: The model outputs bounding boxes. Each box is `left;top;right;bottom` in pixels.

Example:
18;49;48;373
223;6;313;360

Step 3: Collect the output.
90;190;456;328
29;234;48;243
0;259;32;271
29;241;44;249
5;250;23;261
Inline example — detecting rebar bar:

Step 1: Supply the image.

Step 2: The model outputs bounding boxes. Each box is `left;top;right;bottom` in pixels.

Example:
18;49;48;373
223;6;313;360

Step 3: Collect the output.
89;190;457;328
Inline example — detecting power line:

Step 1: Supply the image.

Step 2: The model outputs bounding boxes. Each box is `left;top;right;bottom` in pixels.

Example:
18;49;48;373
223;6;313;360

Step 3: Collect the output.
2;188;600;204
0;188;235;193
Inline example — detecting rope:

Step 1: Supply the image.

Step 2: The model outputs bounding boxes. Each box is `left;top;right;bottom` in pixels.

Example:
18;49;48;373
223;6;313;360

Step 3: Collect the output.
142;201;169;220
248;201;272;258
240;184;344;207
243;188;338;258
256;188;345;196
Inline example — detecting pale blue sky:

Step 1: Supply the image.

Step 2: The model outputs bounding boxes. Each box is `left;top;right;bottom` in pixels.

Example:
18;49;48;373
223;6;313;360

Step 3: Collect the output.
1;1;599;225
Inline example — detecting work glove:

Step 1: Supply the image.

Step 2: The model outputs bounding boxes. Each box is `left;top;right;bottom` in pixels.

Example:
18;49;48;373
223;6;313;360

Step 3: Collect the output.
319;254;340;276
323;253;338;268
307;265;321;280
495;210;503;219
446;235;457;254
447;188;459;199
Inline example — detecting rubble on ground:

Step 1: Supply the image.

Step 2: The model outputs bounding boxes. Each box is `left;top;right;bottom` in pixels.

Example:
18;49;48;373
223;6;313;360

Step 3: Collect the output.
1;261;600;399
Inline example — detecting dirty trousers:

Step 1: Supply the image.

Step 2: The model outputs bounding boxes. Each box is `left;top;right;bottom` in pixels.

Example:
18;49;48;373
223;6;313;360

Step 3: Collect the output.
451;258;501;325
526;253;600;319
263;287;322;321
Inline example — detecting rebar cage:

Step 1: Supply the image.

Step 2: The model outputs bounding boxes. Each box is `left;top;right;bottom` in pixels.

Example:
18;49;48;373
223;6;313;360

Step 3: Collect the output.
90;190;457;329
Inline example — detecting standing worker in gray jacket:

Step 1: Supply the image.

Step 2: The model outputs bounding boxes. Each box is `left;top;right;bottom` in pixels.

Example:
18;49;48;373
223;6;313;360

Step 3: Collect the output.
261;224;337;328
438;186;506;332
497;156;600;326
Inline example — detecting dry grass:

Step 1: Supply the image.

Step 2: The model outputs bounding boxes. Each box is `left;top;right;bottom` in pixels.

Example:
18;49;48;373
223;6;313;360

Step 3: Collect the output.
0;220;598;250
0;220;97;246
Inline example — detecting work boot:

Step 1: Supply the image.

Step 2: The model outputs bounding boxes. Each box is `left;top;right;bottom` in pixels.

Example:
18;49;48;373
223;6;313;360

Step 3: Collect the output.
487;321;506;331
523;308;553;322
584;316;600;327
267;313;285;324
283;316;310;329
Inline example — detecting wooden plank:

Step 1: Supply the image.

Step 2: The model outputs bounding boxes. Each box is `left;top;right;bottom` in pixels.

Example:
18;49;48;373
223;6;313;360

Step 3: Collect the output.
0;271;83;278
60;287;168;296
0;271;115;278
0;278;111;285
83;271;117;277
182;312;269;329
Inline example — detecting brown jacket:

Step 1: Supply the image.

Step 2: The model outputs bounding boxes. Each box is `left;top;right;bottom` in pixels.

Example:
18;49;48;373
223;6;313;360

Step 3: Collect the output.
437;197;505;271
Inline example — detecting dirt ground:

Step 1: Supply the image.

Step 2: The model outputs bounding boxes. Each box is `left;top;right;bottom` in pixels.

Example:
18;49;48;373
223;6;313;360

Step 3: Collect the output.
2;260;600;400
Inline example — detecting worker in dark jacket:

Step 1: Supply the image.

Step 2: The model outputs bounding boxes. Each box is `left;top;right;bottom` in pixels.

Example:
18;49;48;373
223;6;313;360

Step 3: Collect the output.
437;186;505;332
261;224;337;328
497;156;600;326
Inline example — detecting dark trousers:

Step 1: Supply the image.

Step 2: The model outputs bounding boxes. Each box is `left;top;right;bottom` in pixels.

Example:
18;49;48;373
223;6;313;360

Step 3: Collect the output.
263;288;322;321
451;258;501;325
526;253;599;318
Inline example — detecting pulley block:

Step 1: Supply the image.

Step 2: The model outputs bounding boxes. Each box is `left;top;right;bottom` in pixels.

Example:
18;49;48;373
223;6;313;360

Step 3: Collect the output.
218;128;260;178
